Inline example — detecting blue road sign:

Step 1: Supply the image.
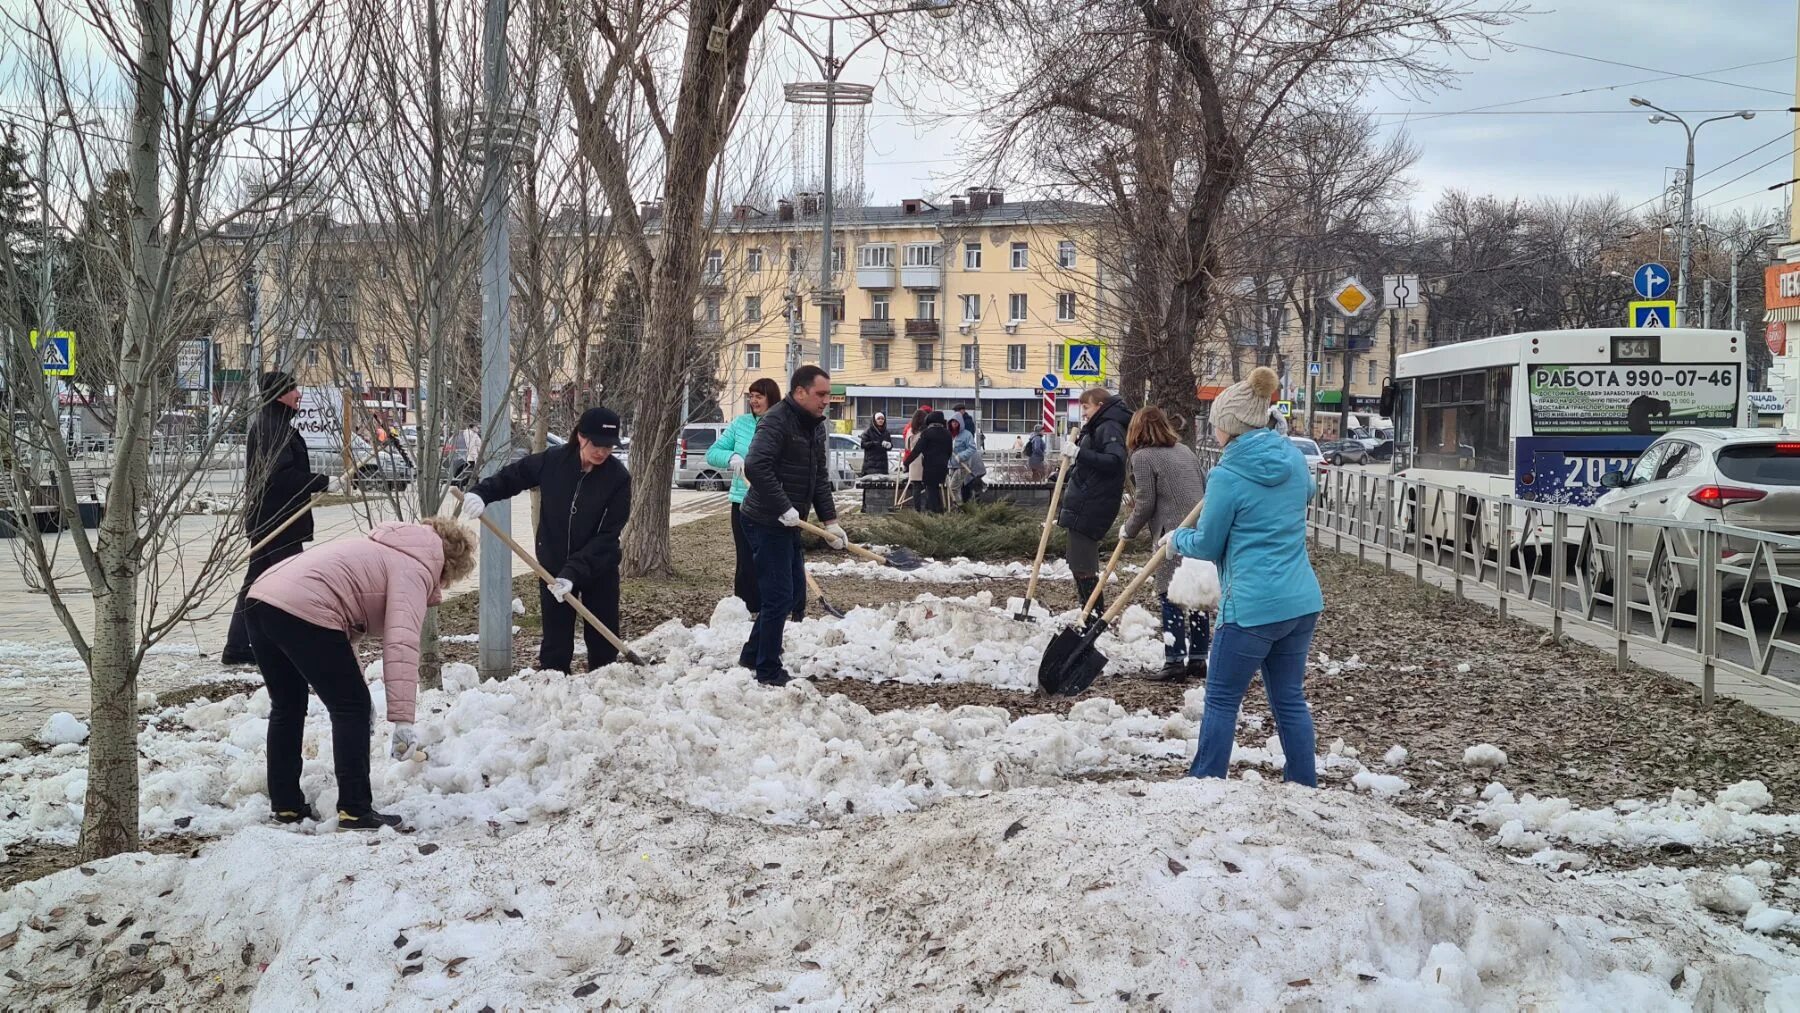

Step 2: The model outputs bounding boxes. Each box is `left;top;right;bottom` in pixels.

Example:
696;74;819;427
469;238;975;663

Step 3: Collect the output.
1308;362;1321;376
1634;263;1671;301
1041;373;1061;392
1066;343;1104;379
1630;300;1677;328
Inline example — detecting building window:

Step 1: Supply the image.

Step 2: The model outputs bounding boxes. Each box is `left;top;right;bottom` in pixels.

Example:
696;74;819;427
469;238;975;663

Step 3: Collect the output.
827;301;844;323
904;243;940;267
830;345;845;371
341;344;352;367
1324;358;1334;382
916;343;935;371
871;293;890;319
964;242;982;270
373;343;388;367
745;295;762;322
916;293;936;319
961;344;977;372
1058;240;1076;269
704;294;722;323
982;398;1036;433
1010;242;1028;270
1407;320;1420;345
1367;361;1377;385
305;347;319;367
961;294;981;322
1008;293;1028;322
1007;344;1026;371
857;244;894;268
832;245;845;274
745;344;762;368
705;249;723;274
872;342;890;371
788;246;802;273
747;247;763;273
1056;292;1076;322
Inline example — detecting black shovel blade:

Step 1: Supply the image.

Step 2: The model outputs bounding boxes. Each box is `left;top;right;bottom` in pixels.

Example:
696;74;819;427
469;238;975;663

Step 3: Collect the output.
817;593;848;619
881;547;925;571
1037;619;1109;696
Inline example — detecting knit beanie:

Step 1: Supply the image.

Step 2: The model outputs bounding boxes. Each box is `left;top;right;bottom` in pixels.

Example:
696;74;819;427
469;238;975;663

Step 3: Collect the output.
1211;366;1279;438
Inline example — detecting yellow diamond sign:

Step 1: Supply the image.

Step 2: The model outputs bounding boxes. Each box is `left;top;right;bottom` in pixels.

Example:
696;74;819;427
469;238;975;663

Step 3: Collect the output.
1329;277;1372;317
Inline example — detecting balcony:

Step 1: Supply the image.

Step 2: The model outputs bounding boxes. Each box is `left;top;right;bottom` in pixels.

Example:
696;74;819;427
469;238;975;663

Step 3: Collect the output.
701;266;725;288
900;263;942;290
904;318;940;340
860;318;895;339
857;264;896;289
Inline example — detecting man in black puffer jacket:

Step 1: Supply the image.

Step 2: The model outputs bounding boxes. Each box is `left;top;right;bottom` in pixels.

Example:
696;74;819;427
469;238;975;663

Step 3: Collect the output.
739;364;849;687
1057;387;1133;611
221;371;331;665
461;407;632;673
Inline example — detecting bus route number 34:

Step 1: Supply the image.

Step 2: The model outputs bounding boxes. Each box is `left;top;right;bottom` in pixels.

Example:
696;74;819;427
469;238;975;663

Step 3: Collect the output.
1565;456;1633;488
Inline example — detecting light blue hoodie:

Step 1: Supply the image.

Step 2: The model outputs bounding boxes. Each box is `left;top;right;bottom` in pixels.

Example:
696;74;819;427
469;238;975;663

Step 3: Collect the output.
705;412;759;505
1170;427;1322;627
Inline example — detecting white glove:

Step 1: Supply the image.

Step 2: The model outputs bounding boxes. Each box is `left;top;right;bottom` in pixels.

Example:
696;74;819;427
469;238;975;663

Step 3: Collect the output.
326;475;343;494
459;492;485;521
730;454;745;476
1060;440;1080;461
1158;530;1177;555
823;522;848;550
778;507;800;527
882;441;891;449
548;577;573;602
390;722;418;761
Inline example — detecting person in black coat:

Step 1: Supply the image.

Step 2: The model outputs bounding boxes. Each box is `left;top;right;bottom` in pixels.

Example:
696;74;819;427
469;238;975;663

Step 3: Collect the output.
460;407;632;673
1056;388;1133;610
901;410;953;513
859;412;891;476
221;371;332;666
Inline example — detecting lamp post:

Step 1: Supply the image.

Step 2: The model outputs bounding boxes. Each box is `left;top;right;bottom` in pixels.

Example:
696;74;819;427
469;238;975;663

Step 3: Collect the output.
775;0;954;394
1630;97;1754;316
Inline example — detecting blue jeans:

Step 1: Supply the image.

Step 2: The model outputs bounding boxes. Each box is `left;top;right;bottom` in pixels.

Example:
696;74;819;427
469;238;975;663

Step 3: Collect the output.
742;519;805;679
1189;612;1320;786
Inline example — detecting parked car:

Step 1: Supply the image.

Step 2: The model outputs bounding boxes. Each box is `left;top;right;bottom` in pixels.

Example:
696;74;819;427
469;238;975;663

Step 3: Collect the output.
1318;439;1369;466
1288;436;1324;471
677;422;855;490
446;431;572;485
1585;428;1800;608
303;430;415;490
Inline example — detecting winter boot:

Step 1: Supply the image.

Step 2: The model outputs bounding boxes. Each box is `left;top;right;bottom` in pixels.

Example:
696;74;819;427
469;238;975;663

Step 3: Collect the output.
1147;595;1189;682
1073;575;1103;617
271;803;320;825
1184;612;1213;681
755;670;793;688
337;808;404;832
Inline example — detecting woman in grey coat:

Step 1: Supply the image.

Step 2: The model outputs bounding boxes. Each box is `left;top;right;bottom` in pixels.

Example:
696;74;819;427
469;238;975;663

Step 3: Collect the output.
1120;406;1210;682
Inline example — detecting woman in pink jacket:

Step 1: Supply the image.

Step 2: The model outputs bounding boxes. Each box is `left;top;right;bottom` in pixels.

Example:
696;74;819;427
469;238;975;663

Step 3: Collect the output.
246;517;475;830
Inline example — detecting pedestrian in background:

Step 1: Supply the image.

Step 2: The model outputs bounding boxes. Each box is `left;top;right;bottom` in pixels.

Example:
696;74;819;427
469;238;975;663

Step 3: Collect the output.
246;517;475;830
1169;366;1323;786
1026;426;1047;482
860;411;892;476
706;377;782;616
460;406;632;673
222;371;334;666
951;415;987;504
1056;387;1132;611
1120;405;1209;682
902;406;929;508
902;409;953;514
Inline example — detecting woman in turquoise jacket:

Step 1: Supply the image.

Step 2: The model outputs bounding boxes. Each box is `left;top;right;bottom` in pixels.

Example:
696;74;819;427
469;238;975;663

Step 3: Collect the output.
707;376;782;616
1169;367;1324;786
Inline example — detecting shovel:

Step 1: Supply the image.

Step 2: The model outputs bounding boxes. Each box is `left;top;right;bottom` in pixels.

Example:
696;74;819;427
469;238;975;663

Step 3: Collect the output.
805;571;847;619
792;517;925;571
1038;498;1204;696
451;488;648;666
1079;534;1131;624
1010;450;1072;622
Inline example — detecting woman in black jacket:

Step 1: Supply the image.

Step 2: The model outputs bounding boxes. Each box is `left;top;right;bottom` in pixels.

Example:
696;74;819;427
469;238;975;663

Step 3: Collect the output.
221;371;332;666
459;407;632;673
859;412;891;476
901;410;953;513
1057;388;1133;610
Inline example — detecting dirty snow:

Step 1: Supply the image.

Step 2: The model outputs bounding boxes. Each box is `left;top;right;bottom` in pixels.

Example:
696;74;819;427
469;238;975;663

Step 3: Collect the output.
1470;781;1800;851
806;557;1138;583
1382;745;1409;766
1166;558;1220;611
36;713;88;746
1463;743;1509;769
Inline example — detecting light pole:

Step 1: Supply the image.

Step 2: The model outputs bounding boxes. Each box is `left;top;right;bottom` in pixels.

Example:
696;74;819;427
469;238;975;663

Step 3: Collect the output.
775;0;954;396
1630;97;1754;316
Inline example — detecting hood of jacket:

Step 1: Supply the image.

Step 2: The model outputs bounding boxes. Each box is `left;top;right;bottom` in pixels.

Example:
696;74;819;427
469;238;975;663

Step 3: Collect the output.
1081;396;1131;437
1219;427;1298;488
369;521;445;595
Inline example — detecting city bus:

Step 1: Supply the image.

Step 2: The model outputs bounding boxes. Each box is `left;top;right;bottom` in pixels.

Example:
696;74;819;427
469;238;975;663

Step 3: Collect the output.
1386;328;1747;542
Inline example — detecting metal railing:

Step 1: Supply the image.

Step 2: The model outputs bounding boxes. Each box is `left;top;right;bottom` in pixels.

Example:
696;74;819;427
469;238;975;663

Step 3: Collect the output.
1199;448;1800;708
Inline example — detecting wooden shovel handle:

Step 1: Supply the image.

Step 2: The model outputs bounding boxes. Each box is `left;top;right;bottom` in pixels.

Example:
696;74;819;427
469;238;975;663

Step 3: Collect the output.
792;516;887;565
1097;497;1205;626
1025;451;1074;604
1080;535;1130;622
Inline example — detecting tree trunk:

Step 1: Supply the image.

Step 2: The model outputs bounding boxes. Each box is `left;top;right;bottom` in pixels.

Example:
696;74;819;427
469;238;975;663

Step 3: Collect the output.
620;249;698;578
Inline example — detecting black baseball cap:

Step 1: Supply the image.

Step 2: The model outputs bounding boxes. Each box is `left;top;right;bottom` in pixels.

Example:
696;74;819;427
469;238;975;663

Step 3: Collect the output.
576;406;622;447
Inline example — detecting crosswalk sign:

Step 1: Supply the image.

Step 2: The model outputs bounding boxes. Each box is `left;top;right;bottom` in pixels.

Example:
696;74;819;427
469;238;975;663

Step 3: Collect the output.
29;330;76;377
1065;342;1105;380
1628;300;1677;329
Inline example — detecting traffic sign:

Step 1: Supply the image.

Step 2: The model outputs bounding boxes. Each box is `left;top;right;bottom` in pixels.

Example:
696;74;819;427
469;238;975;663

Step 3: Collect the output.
30;330;76;377
1307;361;1321;376
1382;274;1419;310
1629;300;1678;329
1065;342;1104;380
1633;263;1671;301
175;337;212;391
1040;372;1061;392
1328;277;1373;317
1275;400;1292;417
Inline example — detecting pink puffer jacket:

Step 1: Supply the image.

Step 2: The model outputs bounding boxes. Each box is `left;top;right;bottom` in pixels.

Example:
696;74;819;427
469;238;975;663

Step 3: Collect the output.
248;522;445;723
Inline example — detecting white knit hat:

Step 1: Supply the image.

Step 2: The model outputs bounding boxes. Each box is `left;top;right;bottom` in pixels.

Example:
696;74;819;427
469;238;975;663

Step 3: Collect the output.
1211;366;1280;437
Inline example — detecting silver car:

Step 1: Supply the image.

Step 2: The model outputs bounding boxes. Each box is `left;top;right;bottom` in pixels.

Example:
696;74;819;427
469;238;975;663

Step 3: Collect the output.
303;430;415;490
677;422;856;490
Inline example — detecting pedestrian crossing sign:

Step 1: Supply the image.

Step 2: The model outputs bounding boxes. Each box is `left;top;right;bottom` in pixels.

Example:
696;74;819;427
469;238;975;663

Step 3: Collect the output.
29;330;76;377
1628;300;1677;329
1065;342;1105;380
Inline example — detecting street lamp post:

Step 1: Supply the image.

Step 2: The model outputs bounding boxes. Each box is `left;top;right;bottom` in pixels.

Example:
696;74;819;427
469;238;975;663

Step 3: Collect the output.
1630;97;1754;316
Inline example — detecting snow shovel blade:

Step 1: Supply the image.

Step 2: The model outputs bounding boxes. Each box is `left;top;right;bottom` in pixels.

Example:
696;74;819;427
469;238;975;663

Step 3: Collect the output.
881;546;925;571
816;591;847;619
1037;619;1108;696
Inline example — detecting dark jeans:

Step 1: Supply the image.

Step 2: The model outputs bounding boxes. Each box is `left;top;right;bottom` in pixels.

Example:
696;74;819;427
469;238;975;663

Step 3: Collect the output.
741;519;804;679
1190;612;1320;786
222;540;303;660
539;578;621;673
246;602;372;814
916;483;947;514
729;503;762;614
1159;595;1212;663
960;476;986;504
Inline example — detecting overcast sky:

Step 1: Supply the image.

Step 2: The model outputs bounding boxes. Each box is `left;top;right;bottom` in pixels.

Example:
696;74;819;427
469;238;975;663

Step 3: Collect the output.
837;1;1798;219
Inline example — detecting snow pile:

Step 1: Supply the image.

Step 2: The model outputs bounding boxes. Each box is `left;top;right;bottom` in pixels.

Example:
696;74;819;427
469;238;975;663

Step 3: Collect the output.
1463;743;1508;769
807;557;1137;584
1382;745;1409;766
1166;558;1220;611
1688;873;1761;916
36;713;88;746
1717;779;1774;814
6;779;1798;1009
1351;769;1410;797
1470;781;1800;851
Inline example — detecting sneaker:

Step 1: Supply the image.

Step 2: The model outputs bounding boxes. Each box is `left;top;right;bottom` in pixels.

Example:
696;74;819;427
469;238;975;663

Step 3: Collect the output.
737;649;757;670
220;651;257;667
336;809;404;832
1146;661;1190;683
271;804;319;825
754;671;793;688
